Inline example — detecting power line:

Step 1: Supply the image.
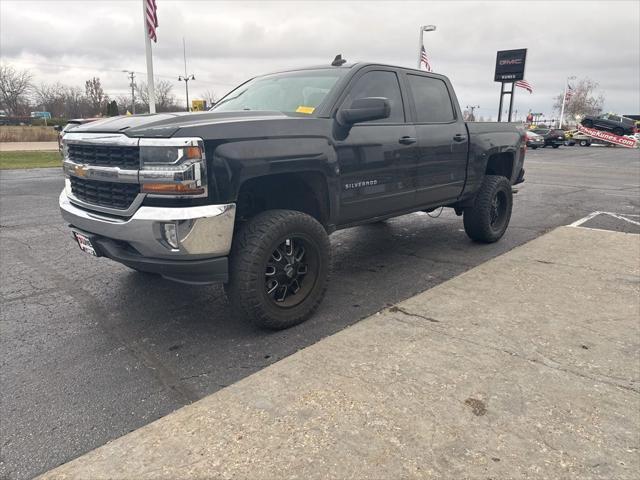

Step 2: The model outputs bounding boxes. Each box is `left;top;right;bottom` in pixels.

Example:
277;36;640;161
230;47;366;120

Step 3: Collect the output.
6;59;236;86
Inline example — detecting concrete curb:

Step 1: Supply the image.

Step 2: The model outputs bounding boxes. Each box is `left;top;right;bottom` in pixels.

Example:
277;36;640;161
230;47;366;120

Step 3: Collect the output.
39;226;640;479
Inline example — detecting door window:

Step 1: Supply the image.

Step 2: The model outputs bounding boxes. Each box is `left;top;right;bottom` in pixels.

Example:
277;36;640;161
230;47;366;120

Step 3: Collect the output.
343;71;405;123
407;75;455;123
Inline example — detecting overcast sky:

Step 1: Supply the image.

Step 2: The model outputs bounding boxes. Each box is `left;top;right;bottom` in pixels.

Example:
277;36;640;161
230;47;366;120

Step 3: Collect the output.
1;0;639;120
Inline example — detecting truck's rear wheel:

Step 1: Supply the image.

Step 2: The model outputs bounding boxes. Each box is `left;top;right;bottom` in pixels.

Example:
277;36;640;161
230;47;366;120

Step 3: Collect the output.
225;209;331;330
463;175;512;243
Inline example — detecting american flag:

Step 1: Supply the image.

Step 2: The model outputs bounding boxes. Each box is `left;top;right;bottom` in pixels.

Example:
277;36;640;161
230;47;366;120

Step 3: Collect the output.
145;0;158;42
565;83;574;102
515;80;533;93
420;46;432;72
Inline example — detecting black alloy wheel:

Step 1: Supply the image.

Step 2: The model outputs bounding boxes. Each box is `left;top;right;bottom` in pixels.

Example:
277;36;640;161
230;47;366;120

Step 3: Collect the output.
489;190;508;231
264;236;319;308
226;209;331;329
463;175;513;243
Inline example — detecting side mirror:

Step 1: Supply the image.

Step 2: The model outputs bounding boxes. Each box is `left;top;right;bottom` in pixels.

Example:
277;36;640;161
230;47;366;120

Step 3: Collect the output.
337;97;390;127
53;125;62;131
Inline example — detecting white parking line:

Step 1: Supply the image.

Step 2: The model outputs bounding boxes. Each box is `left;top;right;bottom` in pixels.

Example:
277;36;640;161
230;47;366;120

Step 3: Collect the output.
569;211;640;228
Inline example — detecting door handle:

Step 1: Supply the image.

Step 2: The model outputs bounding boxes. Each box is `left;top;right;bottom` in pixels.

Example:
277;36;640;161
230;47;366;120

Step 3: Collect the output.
399;136;417;145
453;134;467;142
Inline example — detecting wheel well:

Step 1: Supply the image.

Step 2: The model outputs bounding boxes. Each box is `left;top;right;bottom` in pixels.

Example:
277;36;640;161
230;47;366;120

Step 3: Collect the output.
236;172;329;226
485;152;514;180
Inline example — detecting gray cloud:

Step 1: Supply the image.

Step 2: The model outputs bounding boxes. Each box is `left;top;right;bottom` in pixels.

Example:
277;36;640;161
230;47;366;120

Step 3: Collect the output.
1;0;638;119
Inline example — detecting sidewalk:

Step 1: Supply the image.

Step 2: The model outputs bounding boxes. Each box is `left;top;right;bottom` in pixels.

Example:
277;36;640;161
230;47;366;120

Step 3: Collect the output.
0;141;58;152
40;226;640;480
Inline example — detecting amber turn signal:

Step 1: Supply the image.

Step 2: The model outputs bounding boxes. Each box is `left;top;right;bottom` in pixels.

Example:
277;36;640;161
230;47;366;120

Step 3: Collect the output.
184;146;202;159
141;183;205;195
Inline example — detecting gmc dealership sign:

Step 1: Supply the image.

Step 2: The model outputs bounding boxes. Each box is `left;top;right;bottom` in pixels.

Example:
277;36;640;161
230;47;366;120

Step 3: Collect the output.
494;49;527;82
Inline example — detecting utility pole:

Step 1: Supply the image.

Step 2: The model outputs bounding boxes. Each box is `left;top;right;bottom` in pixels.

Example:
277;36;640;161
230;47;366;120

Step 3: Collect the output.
122;70;136;114
178;37;195;112
466;105;479;122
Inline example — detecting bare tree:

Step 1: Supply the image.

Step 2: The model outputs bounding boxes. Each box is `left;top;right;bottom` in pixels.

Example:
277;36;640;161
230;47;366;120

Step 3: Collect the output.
553;78;605;122
198;89;218;108
62;86;90;118
85;77;106;115
33;82;67;117
136;79;178;112
115;95;137;115
0;65;32;115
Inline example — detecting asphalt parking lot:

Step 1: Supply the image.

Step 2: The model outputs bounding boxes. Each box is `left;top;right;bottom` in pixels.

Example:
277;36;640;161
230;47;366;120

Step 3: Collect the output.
1;146;639;479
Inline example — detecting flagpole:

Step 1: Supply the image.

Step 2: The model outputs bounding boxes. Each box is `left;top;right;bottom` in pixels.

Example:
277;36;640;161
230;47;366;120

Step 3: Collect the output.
143;0;156;114
417;29;423;69
559;78;567;129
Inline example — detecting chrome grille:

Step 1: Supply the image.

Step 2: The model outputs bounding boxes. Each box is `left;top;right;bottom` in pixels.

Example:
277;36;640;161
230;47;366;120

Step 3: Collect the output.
68;144;140;169
70;177;139;210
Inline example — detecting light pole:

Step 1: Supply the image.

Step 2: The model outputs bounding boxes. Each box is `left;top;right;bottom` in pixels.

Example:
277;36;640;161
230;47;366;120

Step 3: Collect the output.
178;75;195;112
122;70;136;114
178;37;195;112
466;105;480;121
417;25;436;69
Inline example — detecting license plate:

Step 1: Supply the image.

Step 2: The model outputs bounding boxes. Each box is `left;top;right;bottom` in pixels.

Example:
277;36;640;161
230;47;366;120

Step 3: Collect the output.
73;231;98;256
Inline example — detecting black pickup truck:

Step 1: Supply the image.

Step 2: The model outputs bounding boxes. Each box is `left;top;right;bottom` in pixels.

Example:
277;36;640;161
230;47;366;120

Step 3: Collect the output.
59;60;525;329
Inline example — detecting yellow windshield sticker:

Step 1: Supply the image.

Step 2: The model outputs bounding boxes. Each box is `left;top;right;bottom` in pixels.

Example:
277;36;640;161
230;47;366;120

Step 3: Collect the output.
296;106;315;114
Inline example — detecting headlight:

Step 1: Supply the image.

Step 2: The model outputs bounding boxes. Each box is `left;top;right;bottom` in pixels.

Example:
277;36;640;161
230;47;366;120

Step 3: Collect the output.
139;138;207;198
61;137;70;161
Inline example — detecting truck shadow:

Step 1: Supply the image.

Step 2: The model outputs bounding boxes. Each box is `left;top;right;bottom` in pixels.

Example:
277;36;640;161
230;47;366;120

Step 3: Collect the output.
107;211;521;398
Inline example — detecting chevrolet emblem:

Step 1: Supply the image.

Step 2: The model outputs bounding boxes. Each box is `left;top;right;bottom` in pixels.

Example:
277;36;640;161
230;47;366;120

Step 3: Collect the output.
74;165;89;177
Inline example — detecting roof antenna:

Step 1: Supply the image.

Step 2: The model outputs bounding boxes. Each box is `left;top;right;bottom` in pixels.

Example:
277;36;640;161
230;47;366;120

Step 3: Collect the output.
331;54;346;67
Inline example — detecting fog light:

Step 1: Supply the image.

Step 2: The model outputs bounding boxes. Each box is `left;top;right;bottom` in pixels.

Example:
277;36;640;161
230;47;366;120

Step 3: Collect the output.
162;222;179;249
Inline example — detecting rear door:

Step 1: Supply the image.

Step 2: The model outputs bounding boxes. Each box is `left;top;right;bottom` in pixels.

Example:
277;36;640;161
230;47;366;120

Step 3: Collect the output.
334;68;418;224
404;73;468;207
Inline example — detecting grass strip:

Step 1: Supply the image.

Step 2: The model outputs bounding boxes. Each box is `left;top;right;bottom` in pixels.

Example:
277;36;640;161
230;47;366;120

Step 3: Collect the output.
0;151;62;170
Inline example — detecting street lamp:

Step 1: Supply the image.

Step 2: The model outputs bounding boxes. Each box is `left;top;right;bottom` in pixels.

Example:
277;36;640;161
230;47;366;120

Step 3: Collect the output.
417;25;436;69
178;74;195;112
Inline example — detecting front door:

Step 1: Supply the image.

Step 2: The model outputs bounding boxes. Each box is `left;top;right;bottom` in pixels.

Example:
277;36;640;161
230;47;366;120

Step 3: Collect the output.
335;69;418;224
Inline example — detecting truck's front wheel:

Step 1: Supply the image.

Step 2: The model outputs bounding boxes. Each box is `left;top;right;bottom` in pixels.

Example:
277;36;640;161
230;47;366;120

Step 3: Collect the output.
463;175;513;243
225;210;331;329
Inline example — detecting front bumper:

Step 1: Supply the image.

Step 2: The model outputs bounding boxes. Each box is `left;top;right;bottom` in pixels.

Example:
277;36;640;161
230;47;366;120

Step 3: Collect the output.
60;191;236;283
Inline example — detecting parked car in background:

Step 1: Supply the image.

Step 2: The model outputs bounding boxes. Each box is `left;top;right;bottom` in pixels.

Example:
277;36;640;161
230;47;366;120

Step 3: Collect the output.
581;114;635;136
531;128;565;148
525;130;544;149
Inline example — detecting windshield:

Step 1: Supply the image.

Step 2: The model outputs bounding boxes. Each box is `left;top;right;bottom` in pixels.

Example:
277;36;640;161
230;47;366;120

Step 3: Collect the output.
211;69;346;114
533;129;550;135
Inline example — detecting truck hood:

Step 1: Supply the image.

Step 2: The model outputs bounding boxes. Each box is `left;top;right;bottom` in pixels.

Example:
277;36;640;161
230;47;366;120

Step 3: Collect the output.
73;111;298;138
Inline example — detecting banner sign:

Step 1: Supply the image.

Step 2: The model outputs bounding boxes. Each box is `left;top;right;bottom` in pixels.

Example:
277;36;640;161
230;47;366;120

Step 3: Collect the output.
494;49;527;82
577;124;638;148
